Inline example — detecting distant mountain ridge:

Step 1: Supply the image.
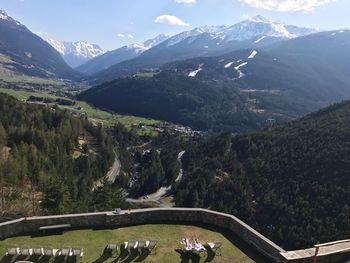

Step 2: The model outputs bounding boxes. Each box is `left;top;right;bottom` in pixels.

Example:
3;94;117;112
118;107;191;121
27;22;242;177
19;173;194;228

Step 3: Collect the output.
91;15;318;83
0;9;80;80
78;30;350;132
45;38;105;68
77;34;169;75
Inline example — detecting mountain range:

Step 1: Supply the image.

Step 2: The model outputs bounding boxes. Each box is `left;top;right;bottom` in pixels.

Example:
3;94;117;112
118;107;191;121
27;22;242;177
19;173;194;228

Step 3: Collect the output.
2;9;350;134
79;30;350;132
89;15;317;83
0;9;80;81
76;34;169;75
45;38;105;68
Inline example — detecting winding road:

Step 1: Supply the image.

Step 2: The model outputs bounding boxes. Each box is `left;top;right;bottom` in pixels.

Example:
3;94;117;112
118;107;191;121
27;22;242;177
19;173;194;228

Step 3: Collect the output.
126;150;185;206
93;150;121;189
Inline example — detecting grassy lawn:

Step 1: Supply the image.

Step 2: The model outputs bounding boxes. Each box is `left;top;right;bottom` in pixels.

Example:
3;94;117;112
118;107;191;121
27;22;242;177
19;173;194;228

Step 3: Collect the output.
0;224;266;263
0;87;61;101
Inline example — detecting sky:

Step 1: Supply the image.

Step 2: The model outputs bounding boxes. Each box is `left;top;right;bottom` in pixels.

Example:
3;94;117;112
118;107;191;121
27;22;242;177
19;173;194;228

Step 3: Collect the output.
0;0;349;50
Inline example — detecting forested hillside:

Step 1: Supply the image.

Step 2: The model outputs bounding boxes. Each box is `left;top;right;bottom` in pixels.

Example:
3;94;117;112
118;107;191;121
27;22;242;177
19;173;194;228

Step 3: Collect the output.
78;72;267;132
79;31;350;133
174;100;350;250
0;93;123;216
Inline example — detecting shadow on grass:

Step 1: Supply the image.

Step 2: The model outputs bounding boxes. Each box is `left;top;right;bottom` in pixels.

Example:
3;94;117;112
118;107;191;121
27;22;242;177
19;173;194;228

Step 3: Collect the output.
0;255;13;263
122;249;139;262
93;249;112;263
175;248;201;263
30;229;65;238
111;247;152;263
134;249;150;262
185;222;270;263
203;246;215;262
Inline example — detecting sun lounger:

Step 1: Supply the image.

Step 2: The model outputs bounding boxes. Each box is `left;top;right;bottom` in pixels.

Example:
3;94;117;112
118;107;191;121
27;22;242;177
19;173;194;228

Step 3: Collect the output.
125;240;138;251
19;247;33;256
146;240;157;254
60;247;72;256
104;243;119;257
136;241;147;253
207;242;222;256
6;246;20;256
32;247;44;256
43;248;59;257
106;243;118;251
72;247;83;257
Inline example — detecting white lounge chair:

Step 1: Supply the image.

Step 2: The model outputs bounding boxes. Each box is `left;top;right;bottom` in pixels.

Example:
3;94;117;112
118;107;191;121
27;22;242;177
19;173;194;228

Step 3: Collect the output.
136;241;147;253
60;247;72;256
72;247;83;257
104;243;119;257
19;247;33;257
146;240;157;255
44;248;60;257
124;240;138;252
32;247;44;256
207;242;222;256
6;246;20;256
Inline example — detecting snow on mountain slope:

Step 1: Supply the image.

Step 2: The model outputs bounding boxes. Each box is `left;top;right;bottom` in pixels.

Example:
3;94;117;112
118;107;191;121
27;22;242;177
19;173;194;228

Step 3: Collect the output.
166;26;225;47
0;9;22;26
254;36;267;43
248;50;258;59
46;38;66;55
91;15;319;83
77;34;169;75
44;38;105;68
234;62;248;79
164;15;317;49
188;68;202;77
127;34;169;53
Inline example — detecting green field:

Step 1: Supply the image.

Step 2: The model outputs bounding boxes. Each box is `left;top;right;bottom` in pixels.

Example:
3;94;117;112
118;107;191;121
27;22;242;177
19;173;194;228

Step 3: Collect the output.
0;224;266;263
0;87;160;134
0;54;64;86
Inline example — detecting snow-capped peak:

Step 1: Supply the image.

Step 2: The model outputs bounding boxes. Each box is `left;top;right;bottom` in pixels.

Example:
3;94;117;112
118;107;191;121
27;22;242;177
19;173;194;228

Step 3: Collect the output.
166;25;225;46
0;9;9;20
249;15;273;24
222;15;295;42
43;37;106;67
127;34;169;53
64;41;105;58
44;38;105;58
0;9;23;26
46;38;66;55
163;15;316;48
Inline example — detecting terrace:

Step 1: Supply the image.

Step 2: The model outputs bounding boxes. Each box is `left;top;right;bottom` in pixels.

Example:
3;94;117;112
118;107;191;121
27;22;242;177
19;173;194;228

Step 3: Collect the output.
0;224;267;262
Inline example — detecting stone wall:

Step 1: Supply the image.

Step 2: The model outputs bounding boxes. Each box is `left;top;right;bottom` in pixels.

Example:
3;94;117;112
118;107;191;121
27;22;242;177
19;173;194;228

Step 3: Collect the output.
0;208;348;262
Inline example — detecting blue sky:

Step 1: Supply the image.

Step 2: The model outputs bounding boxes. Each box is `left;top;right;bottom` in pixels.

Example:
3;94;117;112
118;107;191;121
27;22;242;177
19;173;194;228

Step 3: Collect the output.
0;0;349;50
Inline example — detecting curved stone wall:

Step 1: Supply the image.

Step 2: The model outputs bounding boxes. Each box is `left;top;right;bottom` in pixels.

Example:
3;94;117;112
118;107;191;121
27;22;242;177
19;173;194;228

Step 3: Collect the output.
0;208;283;261
0;208;348;262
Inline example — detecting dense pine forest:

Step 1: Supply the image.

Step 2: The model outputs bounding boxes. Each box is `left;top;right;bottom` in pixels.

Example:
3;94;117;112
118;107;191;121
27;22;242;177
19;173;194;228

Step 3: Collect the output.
174;101;350;250
3;90;350;251
0;93;124;216
78;72;266;132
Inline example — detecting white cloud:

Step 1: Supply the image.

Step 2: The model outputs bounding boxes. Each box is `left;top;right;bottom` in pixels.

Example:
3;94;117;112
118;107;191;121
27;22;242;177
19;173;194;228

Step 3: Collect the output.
117;33;125;38
154;15;189;26
239;0;336;12
128;34;134;39
175;0;197;4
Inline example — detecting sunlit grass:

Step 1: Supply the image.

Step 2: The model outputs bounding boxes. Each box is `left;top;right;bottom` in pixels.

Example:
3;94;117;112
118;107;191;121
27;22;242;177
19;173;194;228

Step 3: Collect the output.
0;224;262;263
